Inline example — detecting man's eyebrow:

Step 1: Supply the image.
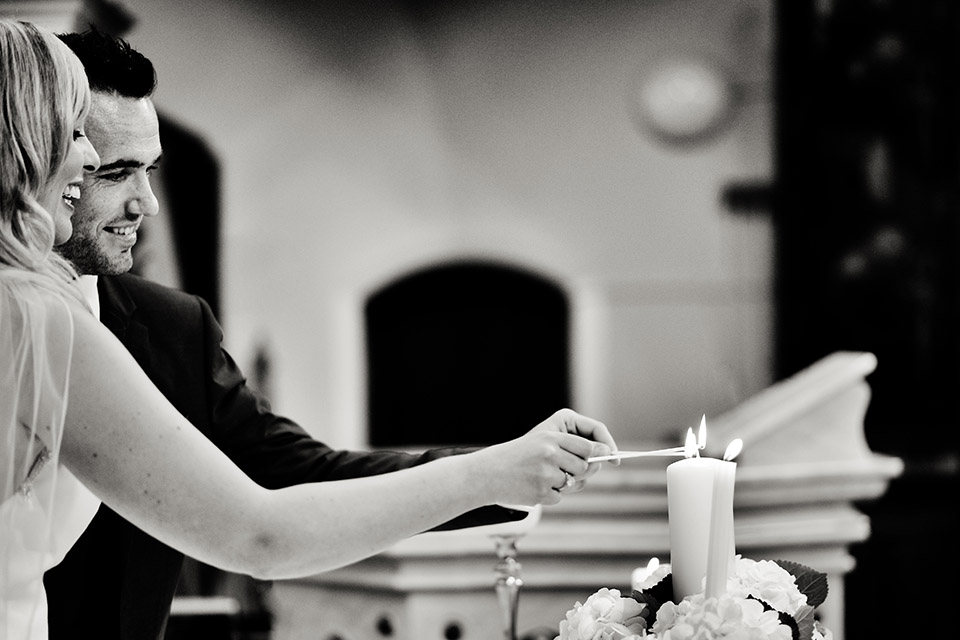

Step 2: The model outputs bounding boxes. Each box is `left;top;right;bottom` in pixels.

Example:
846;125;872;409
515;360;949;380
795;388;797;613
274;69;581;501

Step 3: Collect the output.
94;155;163;173
94;159;142;172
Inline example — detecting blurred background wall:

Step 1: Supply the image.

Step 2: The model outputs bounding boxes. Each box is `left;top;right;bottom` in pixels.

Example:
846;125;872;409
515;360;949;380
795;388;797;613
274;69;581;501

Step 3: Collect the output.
110;0;776;449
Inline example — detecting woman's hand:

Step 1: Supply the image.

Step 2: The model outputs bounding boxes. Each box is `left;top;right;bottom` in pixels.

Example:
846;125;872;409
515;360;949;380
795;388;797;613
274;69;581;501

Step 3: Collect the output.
469;409;617;506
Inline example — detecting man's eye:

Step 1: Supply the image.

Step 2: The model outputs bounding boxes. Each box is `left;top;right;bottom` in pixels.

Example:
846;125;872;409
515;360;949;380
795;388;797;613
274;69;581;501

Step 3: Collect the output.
99;173;125;182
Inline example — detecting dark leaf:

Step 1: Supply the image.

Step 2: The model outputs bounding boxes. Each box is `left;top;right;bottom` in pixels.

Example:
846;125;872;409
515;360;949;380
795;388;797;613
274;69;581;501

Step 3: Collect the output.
792;604;817;640
774;559;829;607
630;573;674;625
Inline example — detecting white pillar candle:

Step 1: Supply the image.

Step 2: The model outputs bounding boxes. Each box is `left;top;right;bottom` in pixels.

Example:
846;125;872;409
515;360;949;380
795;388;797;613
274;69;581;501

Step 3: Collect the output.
666;456;723;600
704;460;736;599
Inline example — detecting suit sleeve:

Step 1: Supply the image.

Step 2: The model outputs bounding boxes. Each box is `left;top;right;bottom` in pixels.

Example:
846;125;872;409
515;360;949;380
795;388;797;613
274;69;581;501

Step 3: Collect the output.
193;295;524;530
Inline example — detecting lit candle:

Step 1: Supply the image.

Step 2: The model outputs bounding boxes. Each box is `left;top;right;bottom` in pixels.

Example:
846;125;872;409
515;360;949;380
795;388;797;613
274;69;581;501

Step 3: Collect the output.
667;419;736;602
666;424;718;600
703;441;739;599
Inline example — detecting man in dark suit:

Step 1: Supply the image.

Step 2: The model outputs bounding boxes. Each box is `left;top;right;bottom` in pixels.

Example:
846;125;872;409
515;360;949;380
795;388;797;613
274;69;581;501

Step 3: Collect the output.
45;30;608;640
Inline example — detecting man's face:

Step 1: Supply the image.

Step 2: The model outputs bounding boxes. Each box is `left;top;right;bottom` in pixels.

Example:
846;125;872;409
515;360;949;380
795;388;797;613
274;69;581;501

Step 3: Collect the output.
56;91;162;276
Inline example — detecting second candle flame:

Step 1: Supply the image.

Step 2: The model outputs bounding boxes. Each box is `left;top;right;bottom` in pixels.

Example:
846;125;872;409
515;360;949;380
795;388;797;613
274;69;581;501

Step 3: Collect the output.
723;438;743;461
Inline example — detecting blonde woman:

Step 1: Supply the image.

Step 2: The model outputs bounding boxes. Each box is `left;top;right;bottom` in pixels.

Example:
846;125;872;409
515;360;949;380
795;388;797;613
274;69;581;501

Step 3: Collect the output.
0;19;617;639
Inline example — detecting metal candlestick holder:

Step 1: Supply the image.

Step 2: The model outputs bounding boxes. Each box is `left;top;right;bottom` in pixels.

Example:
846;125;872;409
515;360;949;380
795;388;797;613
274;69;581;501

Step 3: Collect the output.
493;533;524;640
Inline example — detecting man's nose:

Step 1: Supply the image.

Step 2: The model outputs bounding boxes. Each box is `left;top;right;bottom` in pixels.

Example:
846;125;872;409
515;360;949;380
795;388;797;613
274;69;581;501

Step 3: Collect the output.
127;181;160;217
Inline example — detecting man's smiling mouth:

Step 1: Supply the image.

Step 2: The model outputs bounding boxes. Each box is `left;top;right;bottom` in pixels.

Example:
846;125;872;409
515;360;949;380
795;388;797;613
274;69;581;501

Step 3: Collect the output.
105;225;138;236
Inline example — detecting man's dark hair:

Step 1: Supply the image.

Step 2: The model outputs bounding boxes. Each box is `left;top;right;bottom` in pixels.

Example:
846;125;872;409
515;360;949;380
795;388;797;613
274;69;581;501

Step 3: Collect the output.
57;28;156;99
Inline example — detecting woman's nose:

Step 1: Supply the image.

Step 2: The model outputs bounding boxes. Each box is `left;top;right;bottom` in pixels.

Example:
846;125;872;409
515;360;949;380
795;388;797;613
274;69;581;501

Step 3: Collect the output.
82;137;100;172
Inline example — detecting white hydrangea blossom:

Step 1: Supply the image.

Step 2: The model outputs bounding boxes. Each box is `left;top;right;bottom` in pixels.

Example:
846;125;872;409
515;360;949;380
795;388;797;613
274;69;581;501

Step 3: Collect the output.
558;557;830;640
556;588;648;640
726;558;808;616
650;594;793;640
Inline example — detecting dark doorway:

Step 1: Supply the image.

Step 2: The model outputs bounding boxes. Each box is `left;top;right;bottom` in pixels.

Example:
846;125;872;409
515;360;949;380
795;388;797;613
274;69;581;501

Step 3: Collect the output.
365;260;570;447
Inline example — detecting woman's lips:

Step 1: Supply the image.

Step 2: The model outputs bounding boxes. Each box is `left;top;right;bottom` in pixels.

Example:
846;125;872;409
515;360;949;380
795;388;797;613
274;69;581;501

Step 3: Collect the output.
61;183;81;211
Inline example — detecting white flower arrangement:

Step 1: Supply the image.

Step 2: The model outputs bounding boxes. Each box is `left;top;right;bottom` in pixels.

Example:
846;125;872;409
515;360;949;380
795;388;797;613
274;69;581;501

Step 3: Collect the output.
557;557;832;640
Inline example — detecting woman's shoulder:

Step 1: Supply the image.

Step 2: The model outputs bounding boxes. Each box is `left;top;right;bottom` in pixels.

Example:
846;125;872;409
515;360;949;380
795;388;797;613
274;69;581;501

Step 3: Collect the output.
0;269;89;337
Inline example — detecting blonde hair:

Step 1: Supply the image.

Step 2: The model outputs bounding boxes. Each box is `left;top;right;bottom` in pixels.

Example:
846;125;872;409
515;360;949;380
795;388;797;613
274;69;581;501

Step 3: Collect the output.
0;19;90;287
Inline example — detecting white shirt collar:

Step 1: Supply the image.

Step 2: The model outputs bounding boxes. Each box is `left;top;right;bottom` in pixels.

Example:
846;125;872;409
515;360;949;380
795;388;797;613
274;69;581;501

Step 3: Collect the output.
76;275;100;320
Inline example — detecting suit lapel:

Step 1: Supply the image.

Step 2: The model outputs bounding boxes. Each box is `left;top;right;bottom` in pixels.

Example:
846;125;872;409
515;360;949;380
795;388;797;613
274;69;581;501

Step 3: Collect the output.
98;277;155;371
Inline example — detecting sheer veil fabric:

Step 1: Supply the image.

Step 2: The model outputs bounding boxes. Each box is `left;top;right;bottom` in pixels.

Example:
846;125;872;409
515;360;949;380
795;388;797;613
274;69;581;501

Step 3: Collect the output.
1;271;101;639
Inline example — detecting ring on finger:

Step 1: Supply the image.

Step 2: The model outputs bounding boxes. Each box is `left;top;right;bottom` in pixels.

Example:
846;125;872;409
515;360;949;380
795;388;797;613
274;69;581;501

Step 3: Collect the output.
561;471;576;491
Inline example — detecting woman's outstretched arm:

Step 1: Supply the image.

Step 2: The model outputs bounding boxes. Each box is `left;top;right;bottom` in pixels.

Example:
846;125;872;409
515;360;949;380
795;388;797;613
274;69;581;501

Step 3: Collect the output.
59;302;615;579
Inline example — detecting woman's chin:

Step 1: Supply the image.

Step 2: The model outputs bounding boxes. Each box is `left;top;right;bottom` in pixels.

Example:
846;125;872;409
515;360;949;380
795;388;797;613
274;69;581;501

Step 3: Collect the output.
53;212;74;246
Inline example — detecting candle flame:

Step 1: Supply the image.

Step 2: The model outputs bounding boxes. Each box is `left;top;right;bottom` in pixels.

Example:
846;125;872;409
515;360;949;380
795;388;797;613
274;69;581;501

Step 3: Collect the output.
697;414;707;450
723;438;743;461
684;428;698;458
647;557;660;571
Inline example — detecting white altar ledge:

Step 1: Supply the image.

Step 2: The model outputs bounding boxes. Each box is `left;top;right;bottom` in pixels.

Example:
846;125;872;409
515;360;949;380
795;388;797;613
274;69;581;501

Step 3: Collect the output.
270;352;902;640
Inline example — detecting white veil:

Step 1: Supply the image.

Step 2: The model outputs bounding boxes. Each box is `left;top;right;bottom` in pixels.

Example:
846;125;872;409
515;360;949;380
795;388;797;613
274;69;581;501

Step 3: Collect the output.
1;270;74;638
1;15;104;638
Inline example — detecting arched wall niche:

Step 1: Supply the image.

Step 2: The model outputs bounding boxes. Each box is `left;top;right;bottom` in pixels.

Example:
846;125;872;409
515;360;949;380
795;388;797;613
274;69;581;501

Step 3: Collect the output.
323;236;609;451
365;258;570;447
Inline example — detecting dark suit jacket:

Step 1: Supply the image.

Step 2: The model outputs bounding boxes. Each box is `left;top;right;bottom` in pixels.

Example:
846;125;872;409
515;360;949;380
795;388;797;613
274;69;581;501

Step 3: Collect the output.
44;273;520;639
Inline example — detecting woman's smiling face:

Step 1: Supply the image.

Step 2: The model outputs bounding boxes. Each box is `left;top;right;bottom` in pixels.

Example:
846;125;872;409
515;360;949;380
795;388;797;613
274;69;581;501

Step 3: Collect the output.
43;118;100;245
